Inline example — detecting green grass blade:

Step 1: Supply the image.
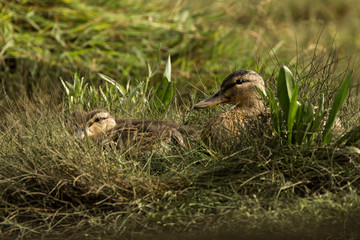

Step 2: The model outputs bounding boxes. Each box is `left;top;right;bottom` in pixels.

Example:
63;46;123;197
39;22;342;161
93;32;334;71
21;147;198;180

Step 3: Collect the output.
256;87;269;104
151;46;162;78
152;55;174;112
98;73;126;96
303;102;315;143
295;101;315;144
277;66;296;120
287;85;298;143
322;71;353;143
74;73;80;95
146;60;152;79
145;60;152;94
60;77;70;96
311;94;325;133
164;55;171;82
335;125;360;146
129;82;145;106
266;88;281;134
307;94;325;143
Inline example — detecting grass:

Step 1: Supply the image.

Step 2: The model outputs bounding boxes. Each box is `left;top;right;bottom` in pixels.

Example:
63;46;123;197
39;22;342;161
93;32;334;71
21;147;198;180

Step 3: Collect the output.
1;0;360;239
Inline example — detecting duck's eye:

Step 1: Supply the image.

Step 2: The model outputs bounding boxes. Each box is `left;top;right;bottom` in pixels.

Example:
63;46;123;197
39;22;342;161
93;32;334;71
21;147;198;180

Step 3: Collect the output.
94;118;101;122
236;79;243;85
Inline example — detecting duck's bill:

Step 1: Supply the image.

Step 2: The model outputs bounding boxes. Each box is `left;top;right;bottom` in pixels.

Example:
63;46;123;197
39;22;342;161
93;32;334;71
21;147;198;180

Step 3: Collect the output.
194;91;228;109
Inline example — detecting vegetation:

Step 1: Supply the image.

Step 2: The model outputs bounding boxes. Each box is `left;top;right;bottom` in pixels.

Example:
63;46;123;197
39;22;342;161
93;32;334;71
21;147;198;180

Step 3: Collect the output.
1;0;360;239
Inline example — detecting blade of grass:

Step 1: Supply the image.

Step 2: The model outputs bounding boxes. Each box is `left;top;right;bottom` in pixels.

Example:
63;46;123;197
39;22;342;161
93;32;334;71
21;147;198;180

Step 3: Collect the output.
266;88;281;134
277;66;296;121
152;55;174;113
335;125;360;146
322;71;353;143
98;73;126;96
287;85;298;143
295;101;314;144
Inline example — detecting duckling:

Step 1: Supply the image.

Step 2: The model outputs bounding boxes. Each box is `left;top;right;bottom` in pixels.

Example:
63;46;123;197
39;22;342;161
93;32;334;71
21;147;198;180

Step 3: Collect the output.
74;109;116;140
66;110;88;135
194;70;267;152
74;109;198;154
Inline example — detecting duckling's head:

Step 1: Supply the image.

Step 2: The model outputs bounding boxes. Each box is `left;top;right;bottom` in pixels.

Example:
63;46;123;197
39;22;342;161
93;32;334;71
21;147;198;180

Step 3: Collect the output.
194;70;266;110
67;110;87;134
75;109;116;139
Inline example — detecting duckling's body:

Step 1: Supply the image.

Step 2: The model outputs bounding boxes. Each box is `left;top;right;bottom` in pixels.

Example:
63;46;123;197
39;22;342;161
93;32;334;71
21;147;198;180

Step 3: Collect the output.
73;109;198;154
194;70;266;152
110;118;197;152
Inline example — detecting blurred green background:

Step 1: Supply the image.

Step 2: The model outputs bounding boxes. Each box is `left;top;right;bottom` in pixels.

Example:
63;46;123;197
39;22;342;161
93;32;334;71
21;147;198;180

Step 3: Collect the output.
1;0;359;105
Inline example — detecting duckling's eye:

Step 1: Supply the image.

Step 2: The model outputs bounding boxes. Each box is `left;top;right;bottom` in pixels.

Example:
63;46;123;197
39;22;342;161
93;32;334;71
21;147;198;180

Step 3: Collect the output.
236;79;244;85
94;118;101;122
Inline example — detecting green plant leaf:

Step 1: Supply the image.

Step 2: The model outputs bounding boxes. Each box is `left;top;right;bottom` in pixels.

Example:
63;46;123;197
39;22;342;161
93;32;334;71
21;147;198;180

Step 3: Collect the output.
60;77;70;96
323;71;353;143
287;84;298;143
74;73;80;95
308;94;325;143
164;54;171;82
277;66;296;121
335;125;360;146
266;88;281;134
152;55;174;113
256;87;268;104
65;81;74;92
129;82;144;104
98;73;126;96
295;101;314;144
146;60;152;79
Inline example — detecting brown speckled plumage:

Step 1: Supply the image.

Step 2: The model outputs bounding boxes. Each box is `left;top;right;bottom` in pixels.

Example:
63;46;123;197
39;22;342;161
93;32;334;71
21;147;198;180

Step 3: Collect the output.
71;109;198;155
194;70;266;152
108;118;198;153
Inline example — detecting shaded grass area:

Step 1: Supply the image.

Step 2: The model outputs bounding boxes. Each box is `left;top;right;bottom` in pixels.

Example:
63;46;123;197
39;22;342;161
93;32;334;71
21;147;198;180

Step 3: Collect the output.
1;93;360;239
1;0;360;239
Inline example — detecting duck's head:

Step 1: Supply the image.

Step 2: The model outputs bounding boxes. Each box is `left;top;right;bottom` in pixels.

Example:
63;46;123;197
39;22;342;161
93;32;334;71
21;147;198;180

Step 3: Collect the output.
74;109;116;139
194;70;266;109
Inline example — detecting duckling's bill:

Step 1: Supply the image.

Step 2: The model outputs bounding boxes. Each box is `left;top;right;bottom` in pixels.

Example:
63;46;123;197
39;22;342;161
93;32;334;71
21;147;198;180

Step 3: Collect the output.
74;126;90;139
194;90;228;109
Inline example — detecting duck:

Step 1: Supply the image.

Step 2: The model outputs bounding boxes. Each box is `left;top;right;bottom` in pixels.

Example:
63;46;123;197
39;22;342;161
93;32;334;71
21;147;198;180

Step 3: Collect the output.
194;70;267;152
72;109;198;154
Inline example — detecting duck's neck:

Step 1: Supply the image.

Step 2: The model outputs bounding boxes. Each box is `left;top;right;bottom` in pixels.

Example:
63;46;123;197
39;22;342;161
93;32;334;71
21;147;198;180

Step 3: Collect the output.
233;98;266;116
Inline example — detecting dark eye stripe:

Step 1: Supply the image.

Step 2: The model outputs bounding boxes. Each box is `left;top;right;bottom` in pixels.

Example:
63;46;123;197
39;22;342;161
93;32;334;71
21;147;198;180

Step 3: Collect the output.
93;117;105;123
230;80;249;88
221;79;250;92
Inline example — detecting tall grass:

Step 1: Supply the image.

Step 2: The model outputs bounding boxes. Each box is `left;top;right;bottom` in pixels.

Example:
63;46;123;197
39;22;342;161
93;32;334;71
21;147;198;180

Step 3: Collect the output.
1;0;360;239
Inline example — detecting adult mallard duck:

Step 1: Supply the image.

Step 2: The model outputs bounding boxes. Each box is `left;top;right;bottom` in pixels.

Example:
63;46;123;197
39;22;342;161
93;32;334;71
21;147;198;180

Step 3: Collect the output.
73;109;198;154
194;70;267;152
